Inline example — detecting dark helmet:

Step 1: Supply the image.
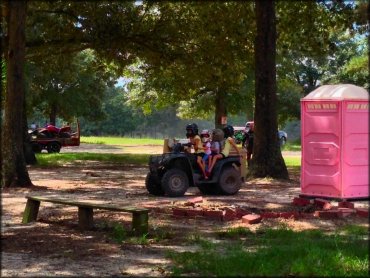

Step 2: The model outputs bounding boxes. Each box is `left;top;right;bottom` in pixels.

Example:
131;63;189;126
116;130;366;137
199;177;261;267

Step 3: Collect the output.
186;123;199;138
212;128;224;141
223;125;234;138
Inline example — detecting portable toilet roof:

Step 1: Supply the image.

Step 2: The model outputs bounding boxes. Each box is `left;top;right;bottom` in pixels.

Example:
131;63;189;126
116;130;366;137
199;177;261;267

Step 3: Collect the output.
304;84;369;100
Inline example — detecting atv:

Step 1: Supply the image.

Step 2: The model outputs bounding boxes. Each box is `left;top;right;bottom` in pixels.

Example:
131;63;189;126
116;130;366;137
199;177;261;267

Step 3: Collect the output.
145;139;246;197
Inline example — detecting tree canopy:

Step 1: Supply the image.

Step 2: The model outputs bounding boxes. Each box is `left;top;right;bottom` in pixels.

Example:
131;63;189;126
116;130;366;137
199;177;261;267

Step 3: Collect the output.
26;49;116;124
125;2;256;127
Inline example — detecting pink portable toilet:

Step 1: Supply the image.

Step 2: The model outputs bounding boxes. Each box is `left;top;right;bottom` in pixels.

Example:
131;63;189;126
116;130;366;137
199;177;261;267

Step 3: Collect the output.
300;84;369;200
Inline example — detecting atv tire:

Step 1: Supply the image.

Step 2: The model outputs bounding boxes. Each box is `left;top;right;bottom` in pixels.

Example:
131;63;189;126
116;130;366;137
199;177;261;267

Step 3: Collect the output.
47;142;61;153
161;168;189;197
145;172;165;196
217;166;241;195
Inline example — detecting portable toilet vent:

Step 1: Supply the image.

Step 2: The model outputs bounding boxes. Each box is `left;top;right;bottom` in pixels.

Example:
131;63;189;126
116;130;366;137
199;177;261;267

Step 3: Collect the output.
300;84;369;199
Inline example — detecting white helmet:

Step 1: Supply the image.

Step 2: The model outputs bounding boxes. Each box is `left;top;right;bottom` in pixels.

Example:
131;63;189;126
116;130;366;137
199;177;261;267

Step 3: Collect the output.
200;129;210;142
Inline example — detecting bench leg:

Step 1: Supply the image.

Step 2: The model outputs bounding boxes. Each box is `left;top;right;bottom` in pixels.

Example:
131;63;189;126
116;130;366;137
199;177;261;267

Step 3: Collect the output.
78;207;94;230
132;212;148;236
22;199;41;224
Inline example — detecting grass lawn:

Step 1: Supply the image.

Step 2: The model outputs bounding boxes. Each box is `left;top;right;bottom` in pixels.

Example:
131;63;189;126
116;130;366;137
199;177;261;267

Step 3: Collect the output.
167;225;369;277
38;136;302;167
35;153;150;167
80;136;163;145
81;136;302;151
284;156;301;167
282;141;301;151
35;153;301;168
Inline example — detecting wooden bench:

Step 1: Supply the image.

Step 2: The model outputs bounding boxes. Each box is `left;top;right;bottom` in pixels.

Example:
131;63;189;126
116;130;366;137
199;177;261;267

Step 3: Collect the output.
22;195;149;235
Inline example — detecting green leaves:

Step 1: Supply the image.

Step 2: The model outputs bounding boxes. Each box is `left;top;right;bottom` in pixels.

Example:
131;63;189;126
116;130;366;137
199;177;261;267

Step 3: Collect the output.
26;49;114;122
23;1;364;127
125;2;255;119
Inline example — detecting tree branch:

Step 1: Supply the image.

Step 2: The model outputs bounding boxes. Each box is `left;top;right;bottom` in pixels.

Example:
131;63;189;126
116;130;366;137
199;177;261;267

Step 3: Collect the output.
26;43;91;59
26;37;92;49
30;9;80;22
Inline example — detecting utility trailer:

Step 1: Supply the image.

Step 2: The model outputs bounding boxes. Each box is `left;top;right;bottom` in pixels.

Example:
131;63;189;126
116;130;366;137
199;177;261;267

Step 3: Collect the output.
29;120;80;153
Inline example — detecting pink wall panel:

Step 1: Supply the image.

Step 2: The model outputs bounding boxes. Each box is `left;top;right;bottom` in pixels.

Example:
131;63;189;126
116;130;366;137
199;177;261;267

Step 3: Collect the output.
341;100;369;198
301;101;342;197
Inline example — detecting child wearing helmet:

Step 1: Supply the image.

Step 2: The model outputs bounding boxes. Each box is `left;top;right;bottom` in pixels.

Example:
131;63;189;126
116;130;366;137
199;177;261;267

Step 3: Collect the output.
186;123;208;179
210;129;223;156
208;124;242;175
207;129;222;175
200;130;212;175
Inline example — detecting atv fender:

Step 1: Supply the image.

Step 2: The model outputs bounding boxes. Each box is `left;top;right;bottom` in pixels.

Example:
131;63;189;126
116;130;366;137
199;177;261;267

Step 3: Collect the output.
211;157;241;182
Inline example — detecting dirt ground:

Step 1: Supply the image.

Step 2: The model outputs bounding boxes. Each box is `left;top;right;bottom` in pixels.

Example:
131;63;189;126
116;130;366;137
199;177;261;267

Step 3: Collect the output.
1;144;369;277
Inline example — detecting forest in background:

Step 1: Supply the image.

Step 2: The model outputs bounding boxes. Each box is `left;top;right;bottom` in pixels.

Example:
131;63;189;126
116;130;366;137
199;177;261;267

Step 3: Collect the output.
28;85;252;138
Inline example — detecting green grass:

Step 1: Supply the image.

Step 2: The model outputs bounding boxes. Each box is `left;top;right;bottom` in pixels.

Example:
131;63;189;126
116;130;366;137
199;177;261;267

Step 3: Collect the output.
338;224;369;238
282;141;301;151
111;223;127;243
167;226;369;277
35;152;150;167
35;152;301;168
217;226;255;239
80;136;163;145
83;136;302;150
34;150;301;168
284;156;301;167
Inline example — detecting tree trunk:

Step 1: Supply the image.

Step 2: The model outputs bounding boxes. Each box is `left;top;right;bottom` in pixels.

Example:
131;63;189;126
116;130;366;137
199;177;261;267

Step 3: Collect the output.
23;98;37;165
214;89;227;129
49;102;57;126
249;0;289;179
0;0;10;187
0;85;2;186
2;0;33;187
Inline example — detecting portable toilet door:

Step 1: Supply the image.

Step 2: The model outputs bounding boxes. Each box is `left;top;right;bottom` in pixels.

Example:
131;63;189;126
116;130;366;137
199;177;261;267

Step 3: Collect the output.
300;84;369;199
